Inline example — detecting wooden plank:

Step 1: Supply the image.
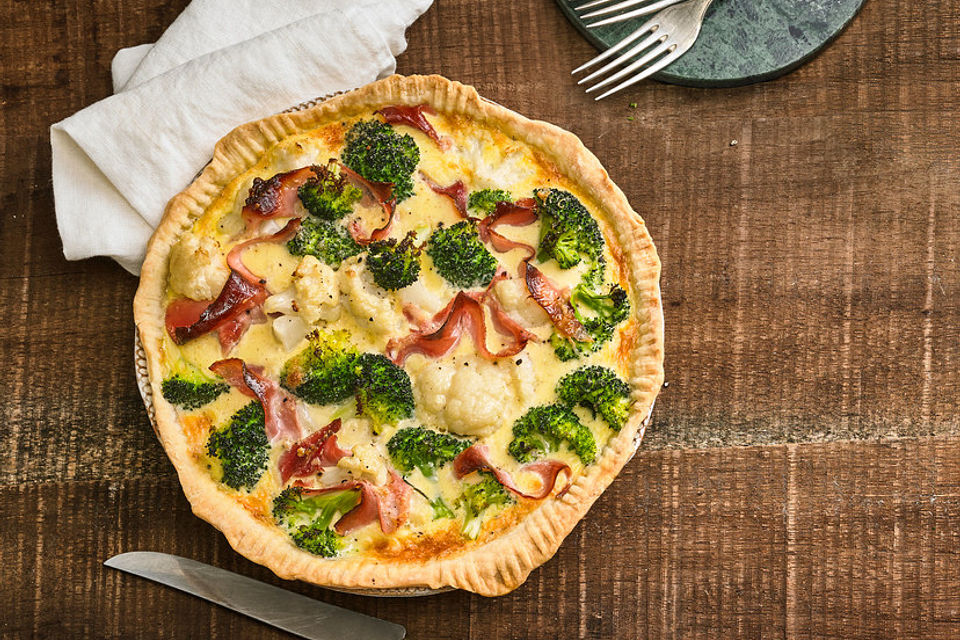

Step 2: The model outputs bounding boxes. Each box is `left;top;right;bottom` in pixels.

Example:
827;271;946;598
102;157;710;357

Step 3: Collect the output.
0;0;193;485
3;439;960;638
2;0;960;637
3;0;960;487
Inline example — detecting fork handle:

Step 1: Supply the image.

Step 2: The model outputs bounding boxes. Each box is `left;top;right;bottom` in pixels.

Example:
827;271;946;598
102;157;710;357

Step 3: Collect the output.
692;0;715;19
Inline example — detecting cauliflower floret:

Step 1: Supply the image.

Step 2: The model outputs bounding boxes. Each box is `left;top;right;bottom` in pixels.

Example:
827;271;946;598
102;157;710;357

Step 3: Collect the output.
263;287;296;316
493;276;550;327
410;355;537;437
168;234;229;300
412;361;456;422
337;442;389;486
292;256;340;324
442;361;509;437
337;258;403;334
397;276;450;316
270;314;309;351
456;133;534;188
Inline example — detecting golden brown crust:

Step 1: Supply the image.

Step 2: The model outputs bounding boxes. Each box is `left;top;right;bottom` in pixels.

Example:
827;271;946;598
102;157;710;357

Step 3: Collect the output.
133;75;664;597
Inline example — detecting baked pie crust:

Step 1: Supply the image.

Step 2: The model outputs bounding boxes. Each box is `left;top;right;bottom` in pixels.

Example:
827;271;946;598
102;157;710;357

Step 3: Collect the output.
134;74;663;596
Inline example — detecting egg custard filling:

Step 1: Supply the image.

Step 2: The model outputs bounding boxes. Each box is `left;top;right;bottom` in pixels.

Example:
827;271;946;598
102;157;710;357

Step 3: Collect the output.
135;76;662;595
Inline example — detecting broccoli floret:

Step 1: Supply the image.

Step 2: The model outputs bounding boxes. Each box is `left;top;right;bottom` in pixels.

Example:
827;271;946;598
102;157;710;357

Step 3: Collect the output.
571;283;630;325
281;335;412;427
508;404;596;465
161;367;228;410
556;365;632;431
550;333;581;362
341;120;419;201
287;216;362;268
365;231;421;290
550;283;630;361
272;486;309;521
456;475;514;539
535;189;606;277
272;486;361;557
281;330;359;405
289;522;341;557
467;188;512;216
426;220;498;289
353;353;414;432
551;319;617;361
297;161;362;221
430;496;456;520
387;426;472;478
272;485;360;525
207;402;269;491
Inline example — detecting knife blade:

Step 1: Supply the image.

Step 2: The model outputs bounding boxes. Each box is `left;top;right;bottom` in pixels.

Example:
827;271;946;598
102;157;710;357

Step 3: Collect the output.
104;552;405;640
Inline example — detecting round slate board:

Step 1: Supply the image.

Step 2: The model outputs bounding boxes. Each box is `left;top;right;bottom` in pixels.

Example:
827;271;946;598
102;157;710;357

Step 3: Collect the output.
557;0;866;88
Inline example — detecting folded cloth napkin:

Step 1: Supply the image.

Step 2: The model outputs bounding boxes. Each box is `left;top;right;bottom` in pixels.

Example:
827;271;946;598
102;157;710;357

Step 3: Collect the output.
51;0;432;275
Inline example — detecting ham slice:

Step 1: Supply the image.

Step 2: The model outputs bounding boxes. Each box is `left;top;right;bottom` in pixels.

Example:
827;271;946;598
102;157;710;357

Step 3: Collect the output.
301;471;411;535
277;419;352;483
478;198;538;264
334;471;411;535
480;198;538;232
168;271;266;346
378;104;446;148
386;292;480;364
453;444;572;500
338;162;397;245
165;298;210;338
215;306;265;354
484;290;538;346
523;261;592;342
387;291;530;365
165;296;263;355
209;358;302;442
482;230;535;262
167;219;300;353
242;166;316;232
388;269;536;364
226;217;302;284
479;269;538;346
420;172;468;217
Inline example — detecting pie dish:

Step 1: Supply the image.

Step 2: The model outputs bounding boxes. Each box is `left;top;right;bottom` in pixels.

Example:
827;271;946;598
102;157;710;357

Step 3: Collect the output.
133;74;664;596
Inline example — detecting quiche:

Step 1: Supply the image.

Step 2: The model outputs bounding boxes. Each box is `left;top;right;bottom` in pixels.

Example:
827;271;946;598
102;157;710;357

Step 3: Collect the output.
134;75;663;596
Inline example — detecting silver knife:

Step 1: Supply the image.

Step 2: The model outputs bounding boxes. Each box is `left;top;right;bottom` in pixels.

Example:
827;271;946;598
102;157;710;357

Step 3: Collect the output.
104;552;405;640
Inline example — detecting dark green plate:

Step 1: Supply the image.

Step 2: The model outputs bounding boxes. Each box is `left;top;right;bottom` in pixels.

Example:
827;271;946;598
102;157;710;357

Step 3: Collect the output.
557;0;866;88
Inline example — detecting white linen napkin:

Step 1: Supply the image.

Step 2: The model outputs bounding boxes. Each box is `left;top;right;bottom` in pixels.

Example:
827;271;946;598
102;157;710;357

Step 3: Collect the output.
51;0;432;275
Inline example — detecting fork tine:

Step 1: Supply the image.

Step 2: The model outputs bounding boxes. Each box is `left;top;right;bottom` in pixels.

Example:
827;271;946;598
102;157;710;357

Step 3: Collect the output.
586;1;678;28
585;39;674;92
577;30;665;85
594;49;680;99
573;0;621;12
581;0;682;20
571;16;660;74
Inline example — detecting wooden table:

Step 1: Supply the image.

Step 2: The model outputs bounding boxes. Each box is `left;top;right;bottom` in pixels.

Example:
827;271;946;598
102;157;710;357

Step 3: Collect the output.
3;1;960;637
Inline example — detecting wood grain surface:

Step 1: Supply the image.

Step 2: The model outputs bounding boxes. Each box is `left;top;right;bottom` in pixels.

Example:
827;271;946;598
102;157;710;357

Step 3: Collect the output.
2;0;960;638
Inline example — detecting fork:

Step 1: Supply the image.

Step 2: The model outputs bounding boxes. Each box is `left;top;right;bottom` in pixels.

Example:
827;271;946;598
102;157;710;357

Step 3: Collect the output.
574;0;685;22
572;0;715;100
